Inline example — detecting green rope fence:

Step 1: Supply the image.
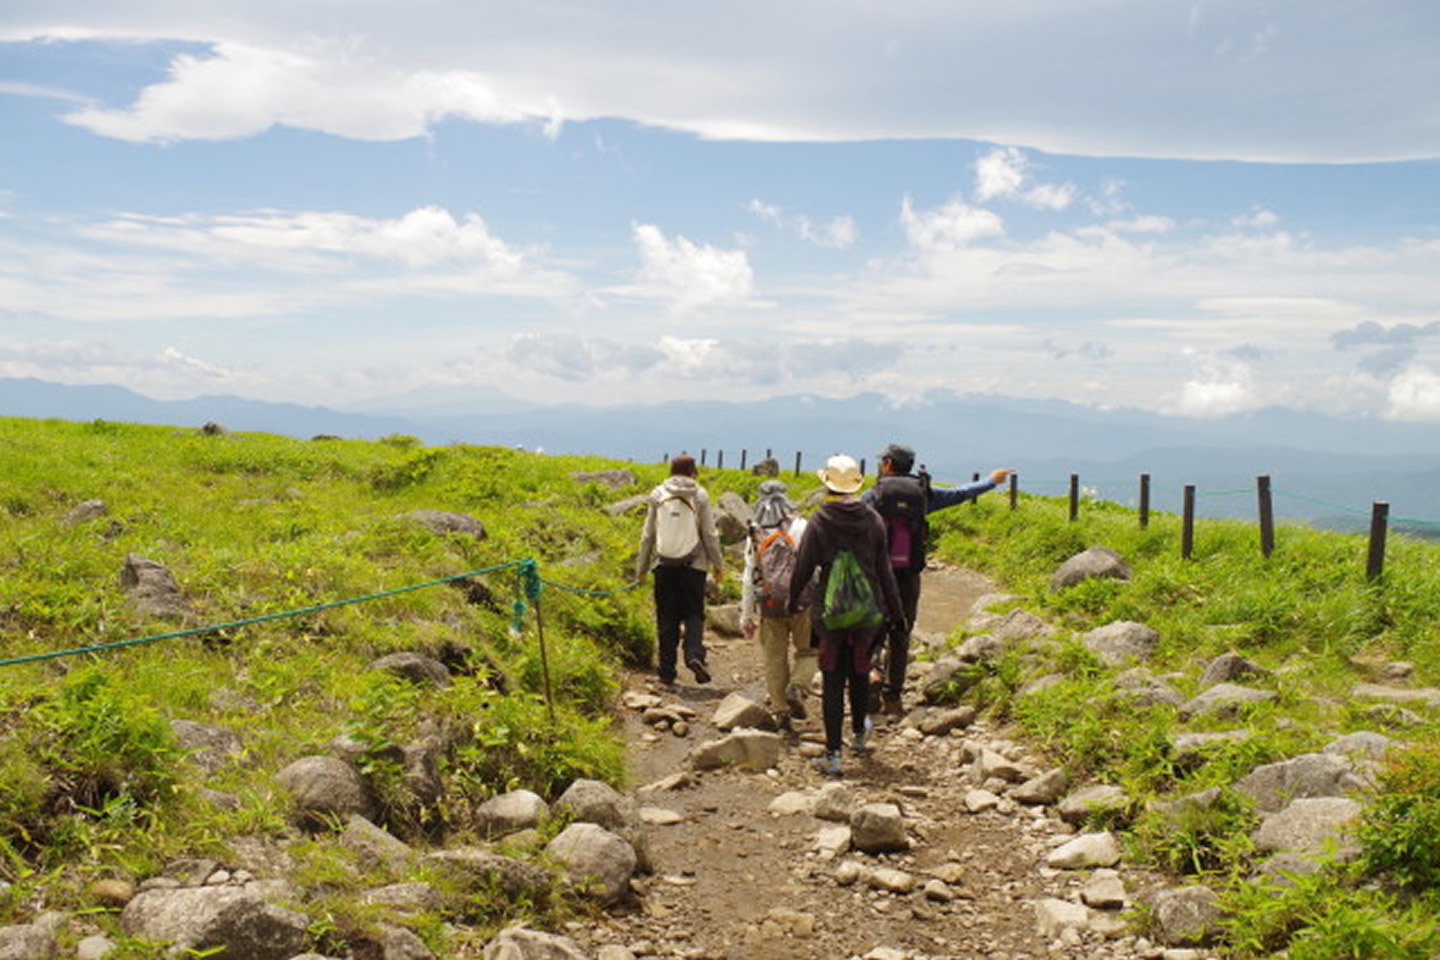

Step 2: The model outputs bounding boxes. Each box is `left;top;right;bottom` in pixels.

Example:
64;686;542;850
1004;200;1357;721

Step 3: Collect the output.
0;558;642;671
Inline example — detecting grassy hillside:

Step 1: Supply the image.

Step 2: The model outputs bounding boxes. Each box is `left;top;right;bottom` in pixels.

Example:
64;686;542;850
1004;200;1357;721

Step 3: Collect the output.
4;416;1440;955
926;488;1440;956
0;416;791;949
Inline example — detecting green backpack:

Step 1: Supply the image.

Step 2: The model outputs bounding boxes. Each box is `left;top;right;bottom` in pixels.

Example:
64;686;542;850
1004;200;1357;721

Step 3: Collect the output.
820;548;885;631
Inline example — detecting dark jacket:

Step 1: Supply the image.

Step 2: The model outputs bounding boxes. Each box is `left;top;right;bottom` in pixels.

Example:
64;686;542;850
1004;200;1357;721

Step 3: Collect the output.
789;497;902;638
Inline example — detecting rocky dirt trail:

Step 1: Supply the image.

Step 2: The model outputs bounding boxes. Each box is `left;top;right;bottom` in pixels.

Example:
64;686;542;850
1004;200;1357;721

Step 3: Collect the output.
570;565;1187;960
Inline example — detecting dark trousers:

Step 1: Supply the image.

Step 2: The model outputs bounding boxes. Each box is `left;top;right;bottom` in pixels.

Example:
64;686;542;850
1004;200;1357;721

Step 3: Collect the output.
653;565;708;682
821;653;871;754
883;567;923;699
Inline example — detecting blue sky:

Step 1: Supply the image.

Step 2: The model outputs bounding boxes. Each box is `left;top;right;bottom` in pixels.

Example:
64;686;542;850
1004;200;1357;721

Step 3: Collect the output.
2;1;1438;418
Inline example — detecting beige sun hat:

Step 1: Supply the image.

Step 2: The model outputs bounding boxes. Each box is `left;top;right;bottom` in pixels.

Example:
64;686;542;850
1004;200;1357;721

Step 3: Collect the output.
817;454;864;494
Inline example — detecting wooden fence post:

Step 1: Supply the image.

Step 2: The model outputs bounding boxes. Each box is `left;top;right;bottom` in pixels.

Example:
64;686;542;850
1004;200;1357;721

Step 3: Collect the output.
860;458;867;476
1367;502;1389;580
794;451;803;477
1182;485;1196;560
1068;474;1080;522
1139;474;1151;529
740;449;748;470
1009;472;1018;510
700;448;707;467
717;450;724;470
1257;475;1274;558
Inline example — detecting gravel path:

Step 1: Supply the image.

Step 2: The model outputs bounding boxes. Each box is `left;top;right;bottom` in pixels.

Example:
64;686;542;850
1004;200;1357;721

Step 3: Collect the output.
569;565;1175;960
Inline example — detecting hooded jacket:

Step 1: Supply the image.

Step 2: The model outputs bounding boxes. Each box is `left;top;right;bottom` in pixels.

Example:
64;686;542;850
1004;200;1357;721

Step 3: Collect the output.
789;497;902;639
635;475;725;578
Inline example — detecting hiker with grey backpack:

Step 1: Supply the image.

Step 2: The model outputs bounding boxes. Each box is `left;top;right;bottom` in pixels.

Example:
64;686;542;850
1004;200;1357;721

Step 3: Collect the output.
740;480;816;729
635;455;726;687
789;455;902;777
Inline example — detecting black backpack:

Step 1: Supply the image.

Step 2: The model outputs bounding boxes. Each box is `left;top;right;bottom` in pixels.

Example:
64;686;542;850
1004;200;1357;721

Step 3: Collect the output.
873;471;931;571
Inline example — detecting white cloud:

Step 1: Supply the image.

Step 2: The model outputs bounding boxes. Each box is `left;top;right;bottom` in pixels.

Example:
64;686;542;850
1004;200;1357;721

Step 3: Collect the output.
1232;207;1280;229
1174;348;1257;417
747;199;782;225
61;41;547;143
159;346;229;379
973;147;1075;210
748;202;858;248
975;147;1027;202
6;2;1437;161
900;196;1004;252
628;223;754;313
1385;364;1440;421
1022;183;1076;211
797;215;858;249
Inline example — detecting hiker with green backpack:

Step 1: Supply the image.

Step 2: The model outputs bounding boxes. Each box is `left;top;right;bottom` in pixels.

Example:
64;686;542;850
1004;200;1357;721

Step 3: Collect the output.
789;454;902;777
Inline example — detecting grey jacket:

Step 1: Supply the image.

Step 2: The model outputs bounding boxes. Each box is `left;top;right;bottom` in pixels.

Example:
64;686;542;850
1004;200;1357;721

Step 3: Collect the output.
634;476;725;577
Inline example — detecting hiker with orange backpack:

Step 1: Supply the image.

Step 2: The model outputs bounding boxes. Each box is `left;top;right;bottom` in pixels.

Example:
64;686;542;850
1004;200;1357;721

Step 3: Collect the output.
740;480;816;728
635;455;726;687
790;455;902;777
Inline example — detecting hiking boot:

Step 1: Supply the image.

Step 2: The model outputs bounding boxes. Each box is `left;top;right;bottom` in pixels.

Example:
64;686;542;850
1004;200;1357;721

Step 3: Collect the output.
812;750;843;777
785;683;807;720
881;696;904;717
686;658;711;684
851;715;874;756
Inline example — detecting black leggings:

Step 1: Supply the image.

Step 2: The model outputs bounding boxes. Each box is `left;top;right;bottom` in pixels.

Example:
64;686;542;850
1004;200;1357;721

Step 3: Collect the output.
821;663;870;753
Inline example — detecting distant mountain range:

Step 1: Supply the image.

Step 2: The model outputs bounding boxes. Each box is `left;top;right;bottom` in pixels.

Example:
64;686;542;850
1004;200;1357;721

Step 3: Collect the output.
6;376;1440;530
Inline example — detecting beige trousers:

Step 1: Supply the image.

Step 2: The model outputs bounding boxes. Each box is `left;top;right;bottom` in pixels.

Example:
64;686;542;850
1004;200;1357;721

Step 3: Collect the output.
757;611;817;713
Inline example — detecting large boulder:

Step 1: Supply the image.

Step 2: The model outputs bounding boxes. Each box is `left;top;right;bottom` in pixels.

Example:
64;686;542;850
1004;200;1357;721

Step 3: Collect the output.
475;790;550;839
1180;683;1276;719
713;491;753;544
402;510;486;540
1082;621;1159;667
170;719;244;773
120;554;190;619
690;731;782;771
1234;753;1369;813
368;652;452;688
1149;885;1223;946
1049;547;1131;592
121;887;309;960
1252;797;1363;859
545;823;637;903
275;756;377;824
422;849;553;900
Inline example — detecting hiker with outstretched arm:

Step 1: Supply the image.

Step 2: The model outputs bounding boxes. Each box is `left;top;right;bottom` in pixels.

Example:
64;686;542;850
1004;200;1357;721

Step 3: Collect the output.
863;442;1013;716
740;480;816;728
790;454;902;777
635;455;725;687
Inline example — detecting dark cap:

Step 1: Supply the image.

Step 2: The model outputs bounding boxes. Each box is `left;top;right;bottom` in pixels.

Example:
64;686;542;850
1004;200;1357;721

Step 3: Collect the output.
669;455;698;477
878;443;915;472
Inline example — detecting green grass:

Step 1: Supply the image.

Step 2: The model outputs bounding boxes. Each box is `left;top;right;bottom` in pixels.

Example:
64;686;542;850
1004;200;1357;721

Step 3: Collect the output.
925;488;1440;954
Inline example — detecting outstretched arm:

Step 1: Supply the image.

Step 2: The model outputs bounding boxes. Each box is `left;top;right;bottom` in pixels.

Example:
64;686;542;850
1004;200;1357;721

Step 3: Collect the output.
927;468;1014;513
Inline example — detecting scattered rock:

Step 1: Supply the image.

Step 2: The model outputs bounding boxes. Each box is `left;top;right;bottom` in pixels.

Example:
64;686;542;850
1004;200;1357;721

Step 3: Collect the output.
1050;547;1131;591
1046;831;1121;869
1252;797;1363;859
1082;620;1159;667
1199;652;1267;686
850;803;908;854
368;652;453;688
476;790;550;839
402;509;486;540
1149;885;1223;947
275;756;377;825
545;823;637;903
1179;683;1276;719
